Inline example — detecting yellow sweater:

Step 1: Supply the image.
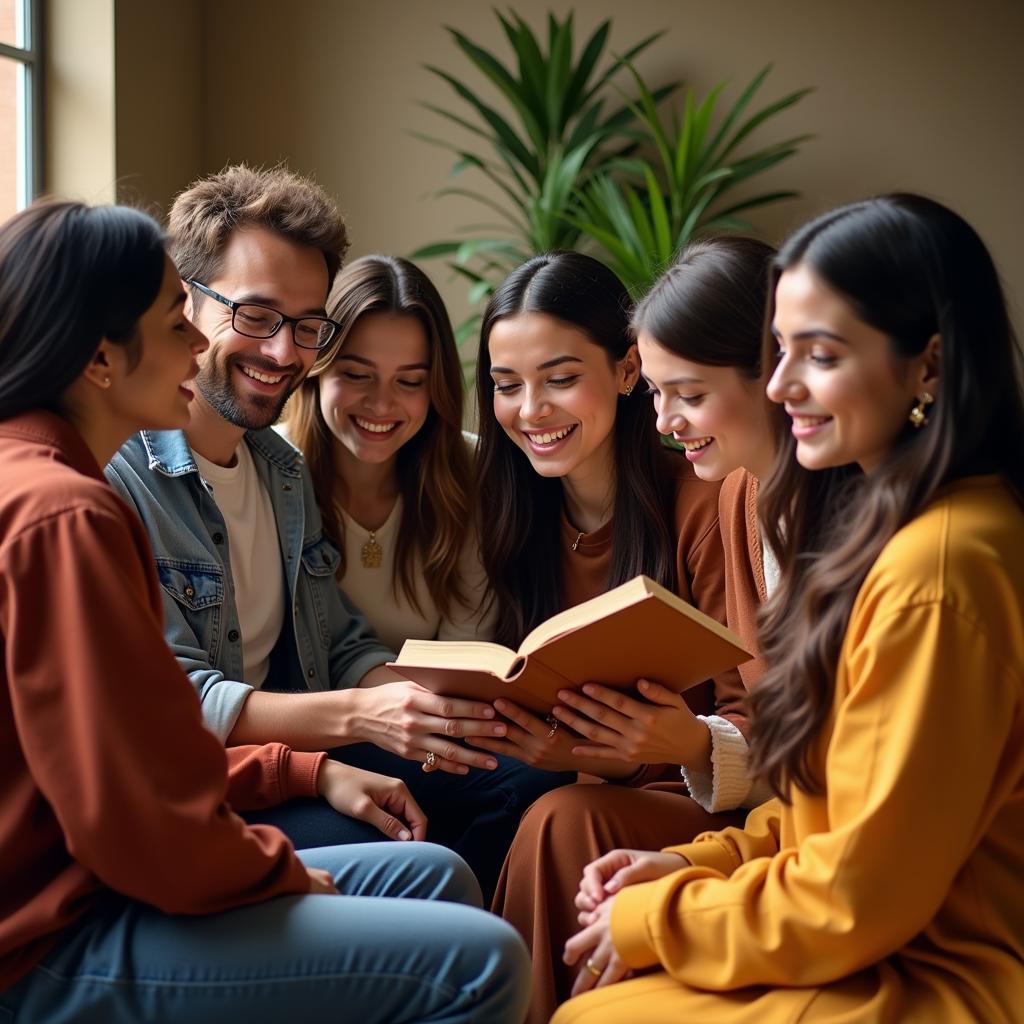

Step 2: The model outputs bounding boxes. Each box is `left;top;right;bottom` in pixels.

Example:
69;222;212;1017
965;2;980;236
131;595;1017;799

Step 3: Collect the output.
612;476;1024;1022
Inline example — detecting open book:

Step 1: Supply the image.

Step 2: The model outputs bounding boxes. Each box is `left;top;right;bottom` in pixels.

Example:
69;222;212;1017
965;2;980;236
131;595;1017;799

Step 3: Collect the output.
389;575;751;714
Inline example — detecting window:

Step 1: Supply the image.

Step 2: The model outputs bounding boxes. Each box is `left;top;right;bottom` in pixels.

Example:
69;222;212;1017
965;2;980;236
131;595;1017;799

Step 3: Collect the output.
1;0;41;222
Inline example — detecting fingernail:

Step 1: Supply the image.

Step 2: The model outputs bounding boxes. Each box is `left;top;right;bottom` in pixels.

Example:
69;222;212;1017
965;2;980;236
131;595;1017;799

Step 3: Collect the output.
458;766;469;775
482;706;495;718
492;724;506;735
558;689;571;700
494;700;507;712
582;684;595;696
399;830;411;840
486;759;497;769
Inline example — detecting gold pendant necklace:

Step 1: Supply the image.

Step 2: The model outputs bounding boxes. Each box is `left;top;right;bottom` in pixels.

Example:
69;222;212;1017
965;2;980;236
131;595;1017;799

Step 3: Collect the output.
570;531;584;552
361;530;383;568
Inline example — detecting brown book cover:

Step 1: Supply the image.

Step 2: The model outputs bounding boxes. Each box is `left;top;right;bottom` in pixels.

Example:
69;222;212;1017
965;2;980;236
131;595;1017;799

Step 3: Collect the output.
388;575;751;714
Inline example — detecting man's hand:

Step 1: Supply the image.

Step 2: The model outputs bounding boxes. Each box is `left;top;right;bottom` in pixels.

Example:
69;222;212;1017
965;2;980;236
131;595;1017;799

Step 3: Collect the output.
553;679;712;770
316;759;428;841
562;898;632;996
351;680;507;774
576;848;690;913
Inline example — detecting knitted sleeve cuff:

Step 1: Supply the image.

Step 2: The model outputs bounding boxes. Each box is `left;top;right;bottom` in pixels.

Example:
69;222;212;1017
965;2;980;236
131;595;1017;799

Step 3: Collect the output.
680;714;753;813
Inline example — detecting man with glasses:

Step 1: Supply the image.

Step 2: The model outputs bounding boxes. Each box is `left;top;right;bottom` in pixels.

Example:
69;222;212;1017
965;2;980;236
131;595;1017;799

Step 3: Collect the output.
106;164;567;899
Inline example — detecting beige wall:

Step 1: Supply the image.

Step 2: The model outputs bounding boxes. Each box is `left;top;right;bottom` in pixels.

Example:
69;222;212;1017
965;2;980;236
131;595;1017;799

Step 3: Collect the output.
113;0;203;216
111;0;1023;329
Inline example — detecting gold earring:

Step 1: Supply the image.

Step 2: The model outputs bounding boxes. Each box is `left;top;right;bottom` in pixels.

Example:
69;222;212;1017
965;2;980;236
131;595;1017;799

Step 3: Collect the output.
623;384;634;397
908;392;933;428
102;376;112;388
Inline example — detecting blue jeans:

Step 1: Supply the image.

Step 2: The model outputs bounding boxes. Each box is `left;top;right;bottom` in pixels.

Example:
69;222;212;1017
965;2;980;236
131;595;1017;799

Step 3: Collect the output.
0;843;530;1024
246;746;573;904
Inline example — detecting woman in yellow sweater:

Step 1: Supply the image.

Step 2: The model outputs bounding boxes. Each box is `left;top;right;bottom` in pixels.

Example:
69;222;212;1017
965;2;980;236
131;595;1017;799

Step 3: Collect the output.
554;193;1024;1023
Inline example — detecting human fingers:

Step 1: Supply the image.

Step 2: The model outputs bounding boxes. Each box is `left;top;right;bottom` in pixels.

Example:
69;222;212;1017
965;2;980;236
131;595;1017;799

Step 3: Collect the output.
571;950;630;997
562;917;602;969
493;699;554;736
418;713;508;741
555;688;633;734
305;867;338;894
410;690;496;721
577;850;631;906
364;782;423;839
419;737;498;773
605;852;689;893
636;677;686;706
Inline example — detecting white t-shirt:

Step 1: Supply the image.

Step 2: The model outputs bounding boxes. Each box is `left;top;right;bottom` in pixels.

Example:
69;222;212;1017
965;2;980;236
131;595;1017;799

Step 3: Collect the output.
194;443;285;688
338;496;493;652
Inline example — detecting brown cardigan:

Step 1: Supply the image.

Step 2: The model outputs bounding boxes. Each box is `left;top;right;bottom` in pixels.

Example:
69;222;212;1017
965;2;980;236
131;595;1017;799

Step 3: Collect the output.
718;468;767;690
0;412;319;990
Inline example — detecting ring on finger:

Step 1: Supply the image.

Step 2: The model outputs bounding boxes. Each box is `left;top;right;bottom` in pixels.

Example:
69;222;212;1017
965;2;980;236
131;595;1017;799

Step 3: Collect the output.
585;957;602;978
422;751;437;771
545;714;559;740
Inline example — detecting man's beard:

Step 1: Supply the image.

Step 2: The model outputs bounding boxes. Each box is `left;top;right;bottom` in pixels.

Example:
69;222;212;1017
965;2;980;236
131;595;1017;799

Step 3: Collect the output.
195;352;301;430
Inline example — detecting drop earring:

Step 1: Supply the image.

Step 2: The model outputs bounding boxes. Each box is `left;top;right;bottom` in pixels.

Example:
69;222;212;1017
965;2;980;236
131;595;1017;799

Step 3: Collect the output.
908;392;933;428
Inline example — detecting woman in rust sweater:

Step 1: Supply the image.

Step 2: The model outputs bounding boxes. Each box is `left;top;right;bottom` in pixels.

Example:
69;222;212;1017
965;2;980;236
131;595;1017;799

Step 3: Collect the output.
0;201;528;1023
470;249;769;1022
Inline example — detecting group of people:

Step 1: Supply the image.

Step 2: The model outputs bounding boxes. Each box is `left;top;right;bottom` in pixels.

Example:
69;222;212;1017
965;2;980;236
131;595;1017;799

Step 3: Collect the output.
0;162;1021;1024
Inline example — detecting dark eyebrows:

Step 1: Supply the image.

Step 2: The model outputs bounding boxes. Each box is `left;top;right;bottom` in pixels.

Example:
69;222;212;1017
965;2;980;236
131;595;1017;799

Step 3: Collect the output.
338;354;430;372
489;354;584;375
239;293;327;317
771;325;848;344
639;370;703;387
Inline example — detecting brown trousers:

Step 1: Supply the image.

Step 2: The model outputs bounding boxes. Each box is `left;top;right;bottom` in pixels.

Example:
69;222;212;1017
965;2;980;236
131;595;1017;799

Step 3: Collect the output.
492;779;745;1024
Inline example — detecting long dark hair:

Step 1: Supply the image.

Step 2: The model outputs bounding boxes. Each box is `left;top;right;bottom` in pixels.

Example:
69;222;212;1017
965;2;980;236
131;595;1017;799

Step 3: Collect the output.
286;256;471;617
750;193;1024;798
477;250;677;647
632;236;776;378
0;200;166;420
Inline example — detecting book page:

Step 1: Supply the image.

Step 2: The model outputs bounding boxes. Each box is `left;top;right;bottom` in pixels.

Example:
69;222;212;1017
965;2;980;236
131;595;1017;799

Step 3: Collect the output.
393;639;520;678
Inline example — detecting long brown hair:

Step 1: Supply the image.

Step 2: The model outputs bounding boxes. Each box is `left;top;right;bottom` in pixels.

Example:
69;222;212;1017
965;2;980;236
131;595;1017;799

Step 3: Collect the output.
286;255;471;617
750;194;1024;798
476;251;677;647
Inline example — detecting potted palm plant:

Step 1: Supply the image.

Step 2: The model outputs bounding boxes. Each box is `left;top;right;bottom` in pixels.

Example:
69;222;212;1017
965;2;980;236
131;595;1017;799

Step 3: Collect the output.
411;9;677;341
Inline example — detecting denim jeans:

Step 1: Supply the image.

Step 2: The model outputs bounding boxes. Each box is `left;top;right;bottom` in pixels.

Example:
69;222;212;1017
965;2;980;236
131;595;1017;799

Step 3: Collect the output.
0;843;530;1024
245;746;574;904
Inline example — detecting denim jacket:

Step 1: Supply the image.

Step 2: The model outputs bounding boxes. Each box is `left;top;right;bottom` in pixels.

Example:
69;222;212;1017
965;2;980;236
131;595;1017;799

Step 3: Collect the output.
105;428;394;741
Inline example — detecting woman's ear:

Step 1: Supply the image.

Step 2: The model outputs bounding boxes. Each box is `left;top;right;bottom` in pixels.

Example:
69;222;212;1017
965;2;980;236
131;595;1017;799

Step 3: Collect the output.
81;342;116;390
619;342;641;391
919;332;941;391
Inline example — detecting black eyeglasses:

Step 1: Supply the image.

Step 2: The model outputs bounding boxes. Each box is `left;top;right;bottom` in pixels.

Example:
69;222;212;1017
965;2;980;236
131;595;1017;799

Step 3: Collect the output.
185;279;340;351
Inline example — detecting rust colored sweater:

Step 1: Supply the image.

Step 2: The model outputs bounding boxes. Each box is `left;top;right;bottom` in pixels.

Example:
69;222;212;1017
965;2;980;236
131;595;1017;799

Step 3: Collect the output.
717;468;767;690
558;453;745;786
0;412;320;990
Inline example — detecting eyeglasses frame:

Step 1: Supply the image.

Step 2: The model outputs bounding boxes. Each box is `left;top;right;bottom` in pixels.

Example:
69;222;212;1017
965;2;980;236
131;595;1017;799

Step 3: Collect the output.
184;278;341;351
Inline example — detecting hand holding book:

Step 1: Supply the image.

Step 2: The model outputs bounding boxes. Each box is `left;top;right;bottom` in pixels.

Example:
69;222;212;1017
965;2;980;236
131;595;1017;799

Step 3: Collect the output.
388;575;751;715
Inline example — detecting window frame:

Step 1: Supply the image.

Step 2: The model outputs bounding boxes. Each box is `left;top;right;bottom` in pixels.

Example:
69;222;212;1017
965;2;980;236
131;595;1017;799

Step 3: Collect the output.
0;0;43;208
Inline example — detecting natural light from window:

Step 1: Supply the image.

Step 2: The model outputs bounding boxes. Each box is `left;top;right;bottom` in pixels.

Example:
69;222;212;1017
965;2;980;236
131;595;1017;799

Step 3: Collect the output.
1;0;38;223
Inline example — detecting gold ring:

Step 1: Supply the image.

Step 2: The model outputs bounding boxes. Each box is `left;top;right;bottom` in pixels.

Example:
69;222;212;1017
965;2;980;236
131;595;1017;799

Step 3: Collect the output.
423;751;437;769
585;957;602;978
545;715;559;740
